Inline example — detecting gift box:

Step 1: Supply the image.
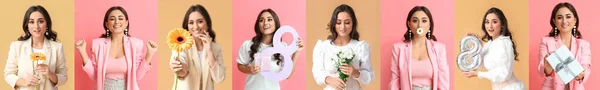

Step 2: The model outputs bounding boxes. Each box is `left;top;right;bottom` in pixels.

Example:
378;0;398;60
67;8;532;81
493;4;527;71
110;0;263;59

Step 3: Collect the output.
545;45;584;84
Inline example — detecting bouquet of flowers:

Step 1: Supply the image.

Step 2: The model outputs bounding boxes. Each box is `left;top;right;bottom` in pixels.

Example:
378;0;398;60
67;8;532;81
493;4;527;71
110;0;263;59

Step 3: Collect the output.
30;52;46;90
333;48;355;82
167;28;193;90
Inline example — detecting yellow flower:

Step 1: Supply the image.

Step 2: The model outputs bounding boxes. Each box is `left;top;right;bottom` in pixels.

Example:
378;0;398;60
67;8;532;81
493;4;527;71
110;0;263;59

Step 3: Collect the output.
167;28;194;53
30;52;46;61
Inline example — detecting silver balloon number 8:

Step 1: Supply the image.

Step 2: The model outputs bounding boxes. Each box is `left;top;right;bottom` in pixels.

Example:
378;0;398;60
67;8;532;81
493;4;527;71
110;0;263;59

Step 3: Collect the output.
456;35;482;72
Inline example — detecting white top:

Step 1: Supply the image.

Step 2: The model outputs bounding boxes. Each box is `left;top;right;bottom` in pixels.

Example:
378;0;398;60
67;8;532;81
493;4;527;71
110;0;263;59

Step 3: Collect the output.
478;36;525;90
236;40;285;90
312;39;375;90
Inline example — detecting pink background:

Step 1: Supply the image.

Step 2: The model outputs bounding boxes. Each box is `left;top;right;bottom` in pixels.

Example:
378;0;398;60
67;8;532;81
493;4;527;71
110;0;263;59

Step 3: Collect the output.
529;0;600;90
379;0;455;90
232;0;307;90
74;0;158;90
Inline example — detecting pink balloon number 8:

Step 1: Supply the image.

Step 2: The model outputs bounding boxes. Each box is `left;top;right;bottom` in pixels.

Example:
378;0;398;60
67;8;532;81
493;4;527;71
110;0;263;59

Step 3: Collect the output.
254;26;299;81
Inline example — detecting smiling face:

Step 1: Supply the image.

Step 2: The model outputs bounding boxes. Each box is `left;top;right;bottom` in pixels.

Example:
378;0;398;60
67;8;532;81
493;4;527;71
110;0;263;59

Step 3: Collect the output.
553;7;577;33
27;11;47;38
258;12;276;35
187;11;208;37
335;11;353;37
484;13;502;38
105;10;128;35
408;11;430;37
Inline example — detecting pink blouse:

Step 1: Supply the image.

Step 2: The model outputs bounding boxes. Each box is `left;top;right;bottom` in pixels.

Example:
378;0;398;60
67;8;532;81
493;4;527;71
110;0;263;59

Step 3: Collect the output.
105;57;127;80
411;59;433;87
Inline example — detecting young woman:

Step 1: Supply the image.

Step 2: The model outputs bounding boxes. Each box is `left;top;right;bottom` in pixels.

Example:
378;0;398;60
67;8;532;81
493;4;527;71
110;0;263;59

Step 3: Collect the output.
75;6;158;90
538;2;591;90
4;5;68;90
170;4;226;90
389;6;449;90
461;7;525;90
312;4;375;90
236;9;304;90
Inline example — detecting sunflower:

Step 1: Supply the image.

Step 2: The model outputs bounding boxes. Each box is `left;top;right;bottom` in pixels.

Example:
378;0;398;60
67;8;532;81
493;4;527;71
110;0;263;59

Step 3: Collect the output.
167;28;194;53
30;52;46;61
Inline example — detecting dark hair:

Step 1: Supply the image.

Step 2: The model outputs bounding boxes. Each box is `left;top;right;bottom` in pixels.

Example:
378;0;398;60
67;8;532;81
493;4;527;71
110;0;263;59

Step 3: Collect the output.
19;5;57;41
548;2;582;39
481;7;519;61
403;6;437;42
249;9;281;65
327;4;360;42
101;6;130;38
182;4;216;42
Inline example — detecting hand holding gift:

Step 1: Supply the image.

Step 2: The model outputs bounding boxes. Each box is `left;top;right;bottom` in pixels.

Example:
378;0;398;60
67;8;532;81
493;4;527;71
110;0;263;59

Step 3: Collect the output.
545;45;584;84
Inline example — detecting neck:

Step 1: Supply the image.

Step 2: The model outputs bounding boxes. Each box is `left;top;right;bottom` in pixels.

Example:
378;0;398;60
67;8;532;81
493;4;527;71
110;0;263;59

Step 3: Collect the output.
31;36;45;48
334;36;351;46
261;34;273;44
195;39;204;51
559;31;572;39
491;35;500;40
411;36;427;46
111;33;124;43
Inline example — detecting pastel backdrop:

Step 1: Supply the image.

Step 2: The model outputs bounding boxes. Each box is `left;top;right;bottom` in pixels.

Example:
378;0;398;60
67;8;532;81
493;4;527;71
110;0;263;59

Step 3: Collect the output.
379;0;455;90
74;0;158;89
528;0;600;90
157;0;233;90
454;0;530;89
306;0;381;90
0;0;75;89
232;0;307;90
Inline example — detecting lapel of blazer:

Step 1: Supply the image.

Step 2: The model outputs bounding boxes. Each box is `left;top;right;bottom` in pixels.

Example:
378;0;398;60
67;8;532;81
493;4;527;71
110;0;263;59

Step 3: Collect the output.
426;40;439;89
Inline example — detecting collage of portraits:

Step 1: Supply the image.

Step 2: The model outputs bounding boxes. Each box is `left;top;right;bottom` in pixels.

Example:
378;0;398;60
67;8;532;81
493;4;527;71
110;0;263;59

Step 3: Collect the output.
1;0;599;90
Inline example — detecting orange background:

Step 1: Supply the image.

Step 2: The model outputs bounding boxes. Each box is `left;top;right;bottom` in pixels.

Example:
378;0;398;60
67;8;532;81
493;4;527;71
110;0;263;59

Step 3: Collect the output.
0;0;75;89
157;0;233;90
305;0;381;90
453;0;530;89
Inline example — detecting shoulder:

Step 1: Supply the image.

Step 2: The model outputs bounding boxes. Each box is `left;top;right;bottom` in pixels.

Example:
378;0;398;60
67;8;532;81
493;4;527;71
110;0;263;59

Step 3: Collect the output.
92;38;108;45
577;39;590;47
430;40;446;49
47;40;64;48
540;36;556;43
127;37;145;44
352;39;369;48
393;41;409;50
9;41;26;48
315;39;332;48
211;42;223;51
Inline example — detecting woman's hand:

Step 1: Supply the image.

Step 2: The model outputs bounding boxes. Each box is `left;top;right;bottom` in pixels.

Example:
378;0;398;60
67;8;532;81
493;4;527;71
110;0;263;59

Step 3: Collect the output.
325;76;346;90
75;39;86;51
249;64;261;75
295;38;304;53
18;74;40;87
197;30;213;50
543;51;554;76
462;71;478;78
146;41;158;55
36;64;52;77
574;69;585;81
340;63;360;78
171;57;189;78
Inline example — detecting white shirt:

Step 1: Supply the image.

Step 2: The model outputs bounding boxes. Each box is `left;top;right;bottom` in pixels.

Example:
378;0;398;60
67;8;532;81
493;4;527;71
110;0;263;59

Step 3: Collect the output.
478;36;525;90
312;39;375;90
236;40;285;90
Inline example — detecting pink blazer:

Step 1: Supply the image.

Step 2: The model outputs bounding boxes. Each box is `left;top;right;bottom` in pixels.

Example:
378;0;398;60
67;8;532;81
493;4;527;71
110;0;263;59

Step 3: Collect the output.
389;40;449;90
538;36;592;90
82;36;151;90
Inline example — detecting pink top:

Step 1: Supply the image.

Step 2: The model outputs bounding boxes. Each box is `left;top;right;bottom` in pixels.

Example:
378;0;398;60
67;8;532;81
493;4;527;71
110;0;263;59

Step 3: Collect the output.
105;57;127;80
411;58;433;87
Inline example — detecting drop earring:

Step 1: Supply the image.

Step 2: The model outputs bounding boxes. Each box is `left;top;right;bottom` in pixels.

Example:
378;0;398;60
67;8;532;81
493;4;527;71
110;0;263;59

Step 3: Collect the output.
573;26;577;35
45;29;49;36
125;29;128;35
408;30;412;38
554;27;558;35
427;30;431;39
106;29;110;37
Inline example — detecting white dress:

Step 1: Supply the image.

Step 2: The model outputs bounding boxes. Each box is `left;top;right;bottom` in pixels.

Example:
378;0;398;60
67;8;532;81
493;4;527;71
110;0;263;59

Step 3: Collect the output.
236;40;285;90
312;39;375;90
478;35;525;90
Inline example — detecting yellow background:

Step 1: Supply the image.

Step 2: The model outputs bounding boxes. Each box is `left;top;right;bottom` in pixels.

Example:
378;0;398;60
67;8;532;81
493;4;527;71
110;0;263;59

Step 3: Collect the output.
157;0;233;90
306;0;381;90
0;0;75;89
454;0;529;89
